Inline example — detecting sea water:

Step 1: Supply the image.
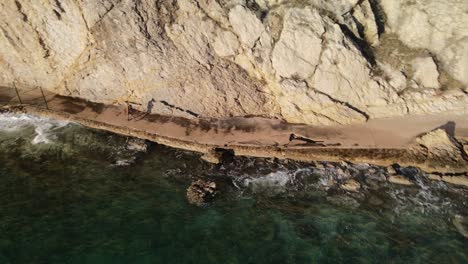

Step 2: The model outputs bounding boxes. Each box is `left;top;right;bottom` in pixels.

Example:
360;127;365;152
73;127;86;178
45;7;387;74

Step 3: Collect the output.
0;113;466;263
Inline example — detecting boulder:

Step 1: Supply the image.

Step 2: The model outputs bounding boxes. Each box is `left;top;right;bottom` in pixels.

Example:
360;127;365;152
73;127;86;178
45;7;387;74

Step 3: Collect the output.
341;179;361;192
186;179;218;206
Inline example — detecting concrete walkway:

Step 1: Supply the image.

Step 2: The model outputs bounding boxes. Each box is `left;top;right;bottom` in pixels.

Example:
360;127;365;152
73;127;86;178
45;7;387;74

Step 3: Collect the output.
1;86;467;149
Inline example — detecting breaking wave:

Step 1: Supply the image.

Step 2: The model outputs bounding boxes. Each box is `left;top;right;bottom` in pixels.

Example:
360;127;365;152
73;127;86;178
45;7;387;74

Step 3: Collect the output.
0;113;69;144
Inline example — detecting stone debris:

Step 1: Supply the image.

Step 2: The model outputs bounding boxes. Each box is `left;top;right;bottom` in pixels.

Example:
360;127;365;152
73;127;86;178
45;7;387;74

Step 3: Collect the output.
186;179;218;206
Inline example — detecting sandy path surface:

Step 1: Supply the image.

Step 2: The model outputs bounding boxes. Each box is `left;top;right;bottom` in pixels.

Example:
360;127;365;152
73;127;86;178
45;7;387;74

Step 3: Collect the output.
1;86;467;150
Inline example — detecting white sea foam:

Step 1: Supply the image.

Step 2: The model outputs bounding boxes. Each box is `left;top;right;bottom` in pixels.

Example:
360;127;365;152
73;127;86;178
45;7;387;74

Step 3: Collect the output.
240;170;293;194
0;113;69;144
244;171;290;188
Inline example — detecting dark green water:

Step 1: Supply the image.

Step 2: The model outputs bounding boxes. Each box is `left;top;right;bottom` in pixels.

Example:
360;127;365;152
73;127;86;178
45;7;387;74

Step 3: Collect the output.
0;114;467;264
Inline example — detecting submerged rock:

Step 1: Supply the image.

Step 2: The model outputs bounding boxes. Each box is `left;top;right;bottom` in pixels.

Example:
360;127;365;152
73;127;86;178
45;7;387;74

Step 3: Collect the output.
453;215;468;239
186;179;218;206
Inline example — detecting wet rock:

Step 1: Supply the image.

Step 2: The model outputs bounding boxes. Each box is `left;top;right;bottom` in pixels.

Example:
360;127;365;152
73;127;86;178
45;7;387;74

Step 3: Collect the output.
336;168;349;178
365;174;386;190
367;172;387;182
443;176;468;188
201;148;235;164
341;179;361;192
186;179;218;206
313;162;325;169
113;157;136;167
386;165;397;175
427;174;442;181
429;175;468;188
126;138;149;152
327;195;360;209
453;215;468;238
368;195;384;206
201;153;221;164
388;175;414;186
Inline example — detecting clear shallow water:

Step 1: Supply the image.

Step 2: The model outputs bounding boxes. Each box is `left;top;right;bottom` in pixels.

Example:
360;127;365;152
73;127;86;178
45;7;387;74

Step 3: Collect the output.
0;114;466;263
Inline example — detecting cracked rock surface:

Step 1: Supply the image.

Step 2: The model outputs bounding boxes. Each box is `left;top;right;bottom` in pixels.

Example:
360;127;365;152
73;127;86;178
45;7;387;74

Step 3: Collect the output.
1;0;467;125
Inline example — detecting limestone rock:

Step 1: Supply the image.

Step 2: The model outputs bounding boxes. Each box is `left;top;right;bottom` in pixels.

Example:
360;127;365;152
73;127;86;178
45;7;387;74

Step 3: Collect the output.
440;176;468;188
377;62;407;93
411;57;440;89
386;165;397;175
415;129;465;164
380;0;468;86
427;174;468;187
271;8;324;79
351;0;379;46
228;5;264;48
0;0;467;126
341;179;361;192
388;175;413;186
214;30;239;57
201;152;221;164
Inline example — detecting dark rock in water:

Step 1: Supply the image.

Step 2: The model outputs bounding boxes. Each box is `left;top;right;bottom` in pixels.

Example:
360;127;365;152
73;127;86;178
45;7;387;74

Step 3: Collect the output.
367;195;384;206
126;138;149;152
326;195;360;209
186;179;218;206
453;215;468;238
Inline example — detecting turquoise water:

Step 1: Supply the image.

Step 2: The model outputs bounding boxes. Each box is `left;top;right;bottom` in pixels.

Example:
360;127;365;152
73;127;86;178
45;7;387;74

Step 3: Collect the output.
0;114;466;263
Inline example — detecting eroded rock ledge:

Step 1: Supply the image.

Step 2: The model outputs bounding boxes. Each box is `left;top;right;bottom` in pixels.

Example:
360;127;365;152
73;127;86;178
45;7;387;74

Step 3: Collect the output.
1;0;467;126
2;102;467;176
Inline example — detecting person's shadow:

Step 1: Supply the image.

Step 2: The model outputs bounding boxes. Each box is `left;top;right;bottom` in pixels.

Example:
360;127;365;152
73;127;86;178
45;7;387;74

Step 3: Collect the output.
436;121;456;137
136;98;156;120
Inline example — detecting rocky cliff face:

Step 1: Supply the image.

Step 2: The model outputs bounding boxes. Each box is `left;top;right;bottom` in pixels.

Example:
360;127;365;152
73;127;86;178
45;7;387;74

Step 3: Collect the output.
1;0;467;125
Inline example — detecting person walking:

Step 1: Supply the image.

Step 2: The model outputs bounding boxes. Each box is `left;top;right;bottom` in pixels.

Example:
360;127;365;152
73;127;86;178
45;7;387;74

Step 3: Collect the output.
127;103;133;121
146;98;156;114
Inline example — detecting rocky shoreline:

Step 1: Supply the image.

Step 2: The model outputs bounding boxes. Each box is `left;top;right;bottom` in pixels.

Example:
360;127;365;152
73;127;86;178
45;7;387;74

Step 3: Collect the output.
2;104;467;181
0;105;467;239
